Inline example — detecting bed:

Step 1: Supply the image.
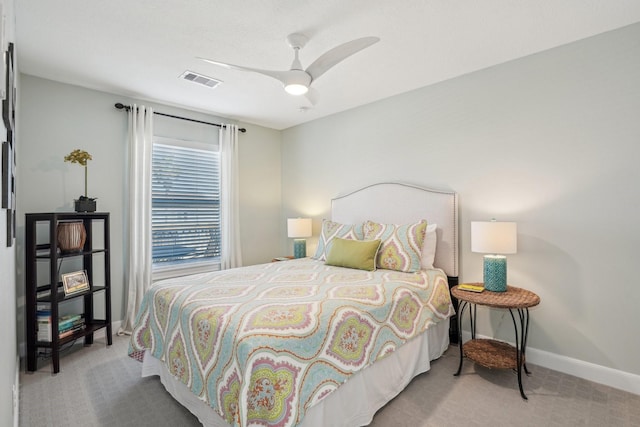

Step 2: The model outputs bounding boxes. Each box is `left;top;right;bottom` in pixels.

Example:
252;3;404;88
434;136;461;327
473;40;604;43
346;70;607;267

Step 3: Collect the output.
129;182;459;427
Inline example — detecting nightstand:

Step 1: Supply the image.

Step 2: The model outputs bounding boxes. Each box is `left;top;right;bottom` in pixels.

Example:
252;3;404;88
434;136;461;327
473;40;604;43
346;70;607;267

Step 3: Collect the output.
452;284;540;399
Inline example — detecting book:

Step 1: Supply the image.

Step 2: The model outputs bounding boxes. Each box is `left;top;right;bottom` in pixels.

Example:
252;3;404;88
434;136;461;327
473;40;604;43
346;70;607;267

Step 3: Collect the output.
37;312;53;341
59;324;85;339
458;283;485;293
37;322;52;342
38;322;85;341
59;318;85;333
58;314;82;329
37;314;85;341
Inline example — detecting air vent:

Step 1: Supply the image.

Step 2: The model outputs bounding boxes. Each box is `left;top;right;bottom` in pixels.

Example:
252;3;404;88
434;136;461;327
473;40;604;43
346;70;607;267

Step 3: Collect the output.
180;71;222;89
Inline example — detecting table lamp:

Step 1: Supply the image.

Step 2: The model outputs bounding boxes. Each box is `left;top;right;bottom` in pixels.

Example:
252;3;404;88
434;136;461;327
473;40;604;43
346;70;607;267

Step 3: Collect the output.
471;220;517;292
287;218;312;258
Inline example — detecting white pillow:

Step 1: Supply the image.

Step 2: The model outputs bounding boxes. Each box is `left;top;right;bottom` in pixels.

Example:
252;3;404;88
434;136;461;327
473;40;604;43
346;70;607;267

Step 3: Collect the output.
420;223;438;270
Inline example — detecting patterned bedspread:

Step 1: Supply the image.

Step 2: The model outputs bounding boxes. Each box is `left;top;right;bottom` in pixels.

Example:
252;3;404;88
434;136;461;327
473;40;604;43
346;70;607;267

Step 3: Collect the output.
129;258;454;427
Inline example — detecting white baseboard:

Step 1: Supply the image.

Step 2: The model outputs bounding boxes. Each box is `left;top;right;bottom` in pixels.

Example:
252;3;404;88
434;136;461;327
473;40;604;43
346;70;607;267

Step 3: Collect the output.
14;355;19;427
526;346;640;396
460;331;640;396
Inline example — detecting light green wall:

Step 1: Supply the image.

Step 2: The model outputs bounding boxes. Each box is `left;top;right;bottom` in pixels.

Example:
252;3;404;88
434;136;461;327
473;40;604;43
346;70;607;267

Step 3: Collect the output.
282;23;640;377
16;74;282;346
0;0;18;424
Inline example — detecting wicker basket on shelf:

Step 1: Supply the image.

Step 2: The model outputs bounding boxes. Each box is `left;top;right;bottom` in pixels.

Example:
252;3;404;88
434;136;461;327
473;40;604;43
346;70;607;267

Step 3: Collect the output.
57;221;86;253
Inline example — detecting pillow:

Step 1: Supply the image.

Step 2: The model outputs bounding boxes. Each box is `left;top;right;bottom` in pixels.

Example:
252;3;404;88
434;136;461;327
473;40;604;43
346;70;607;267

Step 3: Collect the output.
313;220;364;261
325;237;382;271
420;223;438;270
363;220;427;273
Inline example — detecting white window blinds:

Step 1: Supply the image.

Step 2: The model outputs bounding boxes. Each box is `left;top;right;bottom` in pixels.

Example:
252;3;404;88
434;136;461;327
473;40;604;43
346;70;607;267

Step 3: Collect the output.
151;140;221;266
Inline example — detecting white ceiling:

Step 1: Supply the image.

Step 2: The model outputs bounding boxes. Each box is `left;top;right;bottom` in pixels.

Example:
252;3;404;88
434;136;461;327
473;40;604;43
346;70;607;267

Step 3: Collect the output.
15;1;640;130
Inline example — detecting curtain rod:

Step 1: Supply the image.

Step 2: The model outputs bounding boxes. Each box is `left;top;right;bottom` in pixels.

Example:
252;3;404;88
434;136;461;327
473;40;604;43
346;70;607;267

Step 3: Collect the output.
114;103;247;133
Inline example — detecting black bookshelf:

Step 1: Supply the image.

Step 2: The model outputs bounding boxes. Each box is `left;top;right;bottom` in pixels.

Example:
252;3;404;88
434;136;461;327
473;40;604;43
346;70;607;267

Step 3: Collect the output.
25;212;112;373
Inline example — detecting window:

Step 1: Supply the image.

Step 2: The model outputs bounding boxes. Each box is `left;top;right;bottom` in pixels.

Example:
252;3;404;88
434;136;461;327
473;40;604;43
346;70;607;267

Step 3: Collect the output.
151;137;221;276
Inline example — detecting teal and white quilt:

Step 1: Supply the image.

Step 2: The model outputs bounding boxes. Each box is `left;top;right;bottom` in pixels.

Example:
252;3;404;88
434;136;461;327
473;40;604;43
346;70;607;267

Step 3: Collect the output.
129;258;453;427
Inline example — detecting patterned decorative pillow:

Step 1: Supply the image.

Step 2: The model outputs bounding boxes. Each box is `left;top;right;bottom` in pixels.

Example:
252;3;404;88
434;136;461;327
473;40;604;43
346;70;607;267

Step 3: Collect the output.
313;220;365;261
363;220;427;273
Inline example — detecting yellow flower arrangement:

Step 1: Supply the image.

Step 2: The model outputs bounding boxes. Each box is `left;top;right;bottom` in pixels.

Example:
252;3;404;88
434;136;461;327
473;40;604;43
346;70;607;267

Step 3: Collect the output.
64;149;93;198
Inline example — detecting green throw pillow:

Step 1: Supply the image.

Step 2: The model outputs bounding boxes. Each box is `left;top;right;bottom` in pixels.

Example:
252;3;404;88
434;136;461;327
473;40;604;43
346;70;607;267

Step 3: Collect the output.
325;237;382;271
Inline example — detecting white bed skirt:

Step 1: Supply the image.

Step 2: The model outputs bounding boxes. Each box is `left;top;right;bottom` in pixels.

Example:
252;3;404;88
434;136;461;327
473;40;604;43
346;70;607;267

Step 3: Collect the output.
142;318;450;427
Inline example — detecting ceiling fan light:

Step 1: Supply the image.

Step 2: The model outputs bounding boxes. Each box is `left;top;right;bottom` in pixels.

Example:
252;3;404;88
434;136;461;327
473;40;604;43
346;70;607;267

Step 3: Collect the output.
284;83;309;95
283;70;311;95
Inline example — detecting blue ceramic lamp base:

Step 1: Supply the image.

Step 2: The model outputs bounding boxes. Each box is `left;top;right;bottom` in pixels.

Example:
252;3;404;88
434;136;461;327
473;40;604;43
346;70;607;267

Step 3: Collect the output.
483;255;507;292
293;239;307;258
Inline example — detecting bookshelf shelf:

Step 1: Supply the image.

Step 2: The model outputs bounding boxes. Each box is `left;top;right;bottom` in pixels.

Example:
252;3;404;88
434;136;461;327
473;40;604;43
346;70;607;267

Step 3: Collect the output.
35;320;110;348
25;212;112;373
35;286;107;303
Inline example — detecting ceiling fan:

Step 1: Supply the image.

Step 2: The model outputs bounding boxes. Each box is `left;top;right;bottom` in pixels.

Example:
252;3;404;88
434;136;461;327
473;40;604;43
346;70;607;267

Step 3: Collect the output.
198;33;379;97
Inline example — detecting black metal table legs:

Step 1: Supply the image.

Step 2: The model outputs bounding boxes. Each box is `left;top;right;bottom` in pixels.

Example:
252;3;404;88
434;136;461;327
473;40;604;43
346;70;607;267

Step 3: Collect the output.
453;301;533;399
509;307;532;399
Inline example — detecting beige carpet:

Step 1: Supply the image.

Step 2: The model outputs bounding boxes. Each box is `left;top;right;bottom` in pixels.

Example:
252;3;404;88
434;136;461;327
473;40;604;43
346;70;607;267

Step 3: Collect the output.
19;335;640;426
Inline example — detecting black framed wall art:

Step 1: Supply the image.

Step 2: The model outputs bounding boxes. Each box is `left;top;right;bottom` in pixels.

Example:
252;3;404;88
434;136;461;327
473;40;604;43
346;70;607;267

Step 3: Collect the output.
1;42;16;246
2;42;14;133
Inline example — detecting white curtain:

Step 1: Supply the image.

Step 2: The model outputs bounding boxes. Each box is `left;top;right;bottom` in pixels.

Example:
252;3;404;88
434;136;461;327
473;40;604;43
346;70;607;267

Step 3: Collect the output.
118;104;154;335
219;124;243;269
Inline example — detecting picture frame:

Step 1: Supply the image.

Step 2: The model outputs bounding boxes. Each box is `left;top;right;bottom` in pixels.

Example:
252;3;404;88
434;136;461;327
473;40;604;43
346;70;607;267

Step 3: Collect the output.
62;270;90;296
0;42;17;247
1;140;10;208
2;42;14;132
2;136;14;246
8;208;14;247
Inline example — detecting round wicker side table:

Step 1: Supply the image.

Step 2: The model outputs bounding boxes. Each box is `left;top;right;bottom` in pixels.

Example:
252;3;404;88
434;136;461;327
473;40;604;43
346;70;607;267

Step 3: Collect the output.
451;284;540;399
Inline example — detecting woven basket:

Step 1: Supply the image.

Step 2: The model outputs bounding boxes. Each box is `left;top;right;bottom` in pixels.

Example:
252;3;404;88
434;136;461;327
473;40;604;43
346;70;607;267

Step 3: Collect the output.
57;221;86;253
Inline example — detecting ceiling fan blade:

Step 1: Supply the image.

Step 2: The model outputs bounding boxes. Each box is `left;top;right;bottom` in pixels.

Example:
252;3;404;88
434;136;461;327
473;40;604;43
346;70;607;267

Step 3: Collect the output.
198;57;291;84
304;87;319;106
305;36;380;82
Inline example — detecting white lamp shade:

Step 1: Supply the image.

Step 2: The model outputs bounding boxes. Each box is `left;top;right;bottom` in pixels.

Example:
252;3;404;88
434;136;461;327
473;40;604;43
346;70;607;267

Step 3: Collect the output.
471;221;517;254
287;218;312;238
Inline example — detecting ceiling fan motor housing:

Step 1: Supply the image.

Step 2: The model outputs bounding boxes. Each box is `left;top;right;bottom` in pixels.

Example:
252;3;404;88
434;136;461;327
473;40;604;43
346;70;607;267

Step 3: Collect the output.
283;69;311;95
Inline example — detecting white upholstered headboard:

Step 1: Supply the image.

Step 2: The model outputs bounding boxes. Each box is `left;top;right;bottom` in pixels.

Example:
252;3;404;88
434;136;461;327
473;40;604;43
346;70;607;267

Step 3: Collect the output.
331;182;458;278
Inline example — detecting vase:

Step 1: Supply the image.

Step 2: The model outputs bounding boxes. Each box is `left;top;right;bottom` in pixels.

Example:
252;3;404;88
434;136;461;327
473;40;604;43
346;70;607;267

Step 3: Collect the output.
57;221;87;253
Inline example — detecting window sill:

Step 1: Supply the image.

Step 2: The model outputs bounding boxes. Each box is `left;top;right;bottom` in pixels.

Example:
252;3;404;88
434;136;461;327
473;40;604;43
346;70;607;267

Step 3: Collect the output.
152;260;221;281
